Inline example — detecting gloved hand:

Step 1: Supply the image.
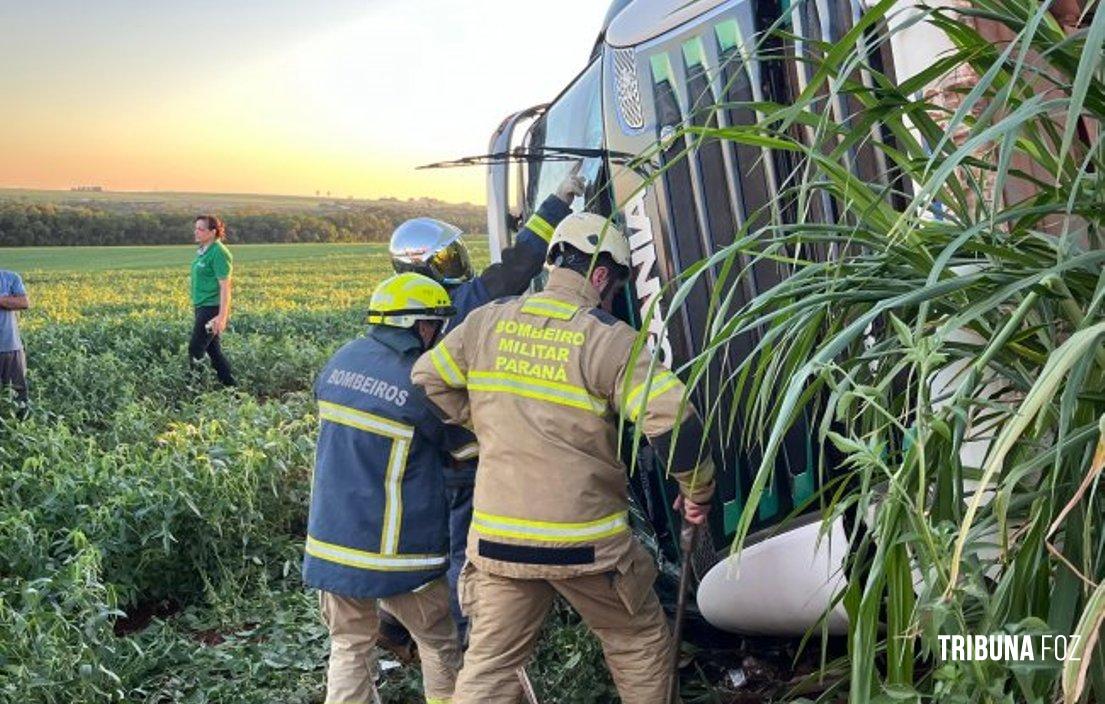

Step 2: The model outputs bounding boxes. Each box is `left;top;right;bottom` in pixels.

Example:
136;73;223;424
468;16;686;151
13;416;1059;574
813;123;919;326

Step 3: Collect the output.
555;161;587;204
673;494;711;526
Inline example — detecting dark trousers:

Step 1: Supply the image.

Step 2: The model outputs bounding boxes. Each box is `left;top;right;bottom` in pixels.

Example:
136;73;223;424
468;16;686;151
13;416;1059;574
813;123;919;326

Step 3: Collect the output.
446;481;474;640
189;306;235;387
0;349;28;413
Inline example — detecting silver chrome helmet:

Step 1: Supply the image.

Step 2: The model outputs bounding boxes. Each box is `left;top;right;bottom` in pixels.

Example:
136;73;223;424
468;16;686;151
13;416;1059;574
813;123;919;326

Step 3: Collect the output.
389;218;474;286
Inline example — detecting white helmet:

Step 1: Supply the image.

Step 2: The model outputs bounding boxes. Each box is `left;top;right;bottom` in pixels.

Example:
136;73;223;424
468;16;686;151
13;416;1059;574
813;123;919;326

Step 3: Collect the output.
546;212;631;269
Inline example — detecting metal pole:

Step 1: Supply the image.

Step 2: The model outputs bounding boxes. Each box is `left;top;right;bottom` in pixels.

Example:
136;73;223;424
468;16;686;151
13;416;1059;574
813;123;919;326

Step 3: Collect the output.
668;520;698;704
517;666;540;704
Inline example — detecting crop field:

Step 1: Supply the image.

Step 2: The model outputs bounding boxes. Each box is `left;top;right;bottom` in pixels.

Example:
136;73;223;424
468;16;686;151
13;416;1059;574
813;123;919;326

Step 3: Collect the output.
0;243;622;704
0;243;395;273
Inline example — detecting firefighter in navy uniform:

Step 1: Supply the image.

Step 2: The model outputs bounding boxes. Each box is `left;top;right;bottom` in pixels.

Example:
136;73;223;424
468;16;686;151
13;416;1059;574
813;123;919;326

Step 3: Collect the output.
388;167;585;638
412;213;715;704
304;272;475;704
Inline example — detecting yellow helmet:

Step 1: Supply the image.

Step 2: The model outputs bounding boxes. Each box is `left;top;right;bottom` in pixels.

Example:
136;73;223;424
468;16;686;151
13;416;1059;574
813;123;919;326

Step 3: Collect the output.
367;273;456;329
547;212;631;269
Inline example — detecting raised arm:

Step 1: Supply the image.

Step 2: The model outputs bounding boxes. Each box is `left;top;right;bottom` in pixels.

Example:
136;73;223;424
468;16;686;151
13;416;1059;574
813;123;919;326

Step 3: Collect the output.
477;166;585;300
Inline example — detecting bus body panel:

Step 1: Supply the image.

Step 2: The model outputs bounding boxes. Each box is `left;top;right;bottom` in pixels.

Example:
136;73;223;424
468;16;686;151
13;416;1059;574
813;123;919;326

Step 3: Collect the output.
487;0;903;635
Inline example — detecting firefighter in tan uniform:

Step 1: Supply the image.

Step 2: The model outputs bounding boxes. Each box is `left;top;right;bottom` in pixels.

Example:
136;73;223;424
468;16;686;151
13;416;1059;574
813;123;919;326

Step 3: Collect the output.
412;213;714;704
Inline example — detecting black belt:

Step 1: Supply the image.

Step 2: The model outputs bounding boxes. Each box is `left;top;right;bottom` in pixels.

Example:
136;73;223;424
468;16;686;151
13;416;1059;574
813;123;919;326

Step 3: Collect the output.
478;539;595;565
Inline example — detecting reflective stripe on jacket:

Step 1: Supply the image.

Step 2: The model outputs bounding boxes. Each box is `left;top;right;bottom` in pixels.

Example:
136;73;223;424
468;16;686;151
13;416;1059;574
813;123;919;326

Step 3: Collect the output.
412;267;715;579
304;325;473;598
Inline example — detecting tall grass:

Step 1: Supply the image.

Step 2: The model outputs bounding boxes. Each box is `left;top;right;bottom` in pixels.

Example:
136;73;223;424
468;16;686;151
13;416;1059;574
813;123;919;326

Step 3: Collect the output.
656;0;1103;701
2;251;408;702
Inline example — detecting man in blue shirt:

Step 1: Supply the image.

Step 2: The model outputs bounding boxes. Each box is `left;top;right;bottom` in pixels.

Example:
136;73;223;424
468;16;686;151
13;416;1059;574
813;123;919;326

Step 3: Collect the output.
0;269;30;416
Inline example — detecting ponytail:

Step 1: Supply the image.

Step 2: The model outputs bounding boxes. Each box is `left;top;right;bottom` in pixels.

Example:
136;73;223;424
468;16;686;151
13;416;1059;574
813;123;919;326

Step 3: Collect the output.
195;214;227;240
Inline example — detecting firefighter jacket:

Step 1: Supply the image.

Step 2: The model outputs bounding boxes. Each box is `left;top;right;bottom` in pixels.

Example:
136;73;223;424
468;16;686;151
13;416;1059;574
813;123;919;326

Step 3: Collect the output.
411;267;715;579
303;325;477;599
441;193;571;488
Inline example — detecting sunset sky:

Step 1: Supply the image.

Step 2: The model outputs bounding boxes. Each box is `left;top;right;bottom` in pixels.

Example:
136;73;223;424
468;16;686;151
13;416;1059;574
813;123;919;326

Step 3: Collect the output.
0;1;610;204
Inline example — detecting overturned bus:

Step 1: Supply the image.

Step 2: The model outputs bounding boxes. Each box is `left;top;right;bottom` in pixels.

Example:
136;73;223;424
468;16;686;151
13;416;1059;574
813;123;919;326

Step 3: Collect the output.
473;0;939;636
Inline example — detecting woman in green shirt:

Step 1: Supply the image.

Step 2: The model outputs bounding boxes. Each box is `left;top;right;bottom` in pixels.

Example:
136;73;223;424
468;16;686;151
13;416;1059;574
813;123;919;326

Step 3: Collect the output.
189;215;236;386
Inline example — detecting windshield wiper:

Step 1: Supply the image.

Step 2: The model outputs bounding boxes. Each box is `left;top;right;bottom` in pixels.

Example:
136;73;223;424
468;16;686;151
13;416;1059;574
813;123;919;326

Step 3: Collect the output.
418;145;638;170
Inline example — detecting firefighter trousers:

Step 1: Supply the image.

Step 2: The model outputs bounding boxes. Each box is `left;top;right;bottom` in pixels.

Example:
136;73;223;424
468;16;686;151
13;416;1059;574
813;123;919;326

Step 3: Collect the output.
319;577;462;704
453;544;675;704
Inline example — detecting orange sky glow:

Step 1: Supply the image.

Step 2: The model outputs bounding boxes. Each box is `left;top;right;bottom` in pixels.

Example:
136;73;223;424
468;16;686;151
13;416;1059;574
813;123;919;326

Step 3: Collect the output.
0;1;610;204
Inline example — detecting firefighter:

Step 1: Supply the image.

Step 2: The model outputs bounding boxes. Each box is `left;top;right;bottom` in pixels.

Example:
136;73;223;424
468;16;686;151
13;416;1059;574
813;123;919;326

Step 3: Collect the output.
304;272;475;704
411;213;715;704
389;167;586;639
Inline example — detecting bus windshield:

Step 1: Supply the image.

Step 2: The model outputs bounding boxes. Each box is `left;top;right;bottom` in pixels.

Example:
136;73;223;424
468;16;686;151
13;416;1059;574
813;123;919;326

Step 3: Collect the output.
526;59;608;216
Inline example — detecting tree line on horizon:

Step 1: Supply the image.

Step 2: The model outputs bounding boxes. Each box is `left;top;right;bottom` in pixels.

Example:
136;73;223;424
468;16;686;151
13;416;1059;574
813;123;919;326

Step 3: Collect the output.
0;199;486;246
